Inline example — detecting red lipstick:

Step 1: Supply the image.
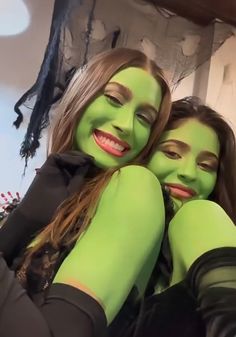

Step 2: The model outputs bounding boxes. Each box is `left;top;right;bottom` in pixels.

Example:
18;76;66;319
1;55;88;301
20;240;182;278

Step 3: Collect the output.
93;129;130;157
165;183;197;200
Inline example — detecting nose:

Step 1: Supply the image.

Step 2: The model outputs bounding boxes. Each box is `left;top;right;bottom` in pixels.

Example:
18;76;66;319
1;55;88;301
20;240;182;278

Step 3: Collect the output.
177;157;197;182
112;107;134;136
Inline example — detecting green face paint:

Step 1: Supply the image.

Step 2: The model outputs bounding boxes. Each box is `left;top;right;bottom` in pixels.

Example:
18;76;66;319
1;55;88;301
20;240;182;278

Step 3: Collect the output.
147;119;220;212
74;67;162;168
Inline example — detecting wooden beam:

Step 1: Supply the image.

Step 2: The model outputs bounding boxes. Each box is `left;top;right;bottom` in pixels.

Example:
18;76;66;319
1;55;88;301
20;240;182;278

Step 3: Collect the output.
147;0;236;26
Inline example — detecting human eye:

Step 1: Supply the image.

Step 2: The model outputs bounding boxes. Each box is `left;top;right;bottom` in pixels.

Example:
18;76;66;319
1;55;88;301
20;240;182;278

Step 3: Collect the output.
198;161;217;172
162;149;181;159
136;110;156;126
104;93;123;107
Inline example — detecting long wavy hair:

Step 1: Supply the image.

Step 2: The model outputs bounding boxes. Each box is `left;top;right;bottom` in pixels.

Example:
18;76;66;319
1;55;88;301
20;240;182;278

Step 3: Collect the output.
166;97;236;223
25;48;171;257
147;97;236;292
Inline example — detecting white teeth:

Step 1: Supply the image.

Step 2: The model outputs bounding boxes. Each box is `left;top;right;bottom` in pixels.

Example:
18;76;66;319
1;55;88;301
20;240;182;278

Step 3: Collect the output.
97;135;125;152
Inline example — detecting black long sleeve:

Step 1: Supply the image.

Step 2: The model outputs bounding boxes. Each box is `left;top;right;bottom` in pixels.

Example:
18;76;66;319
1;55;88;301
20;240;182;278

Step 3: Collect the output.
0;256;107;337
0;256;52;337
41;284;107;337
0;151;94;265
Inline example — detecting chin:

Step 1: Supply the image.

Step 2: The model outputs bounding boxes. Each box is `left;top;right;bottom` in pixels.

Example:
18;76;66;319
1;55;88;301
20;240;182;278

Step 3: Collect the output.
93;157;120;169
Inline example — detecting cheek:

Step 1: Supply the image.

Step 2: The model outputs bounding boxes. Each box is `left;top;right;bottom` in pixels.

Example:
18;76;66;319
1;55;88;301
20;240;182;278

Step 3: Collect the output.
76;109;100;136
148;155;174;180
134;125;151;148
81;100;107;125
154;163;173;181
201;174;217;198
74;118;93;149
79;111;95;126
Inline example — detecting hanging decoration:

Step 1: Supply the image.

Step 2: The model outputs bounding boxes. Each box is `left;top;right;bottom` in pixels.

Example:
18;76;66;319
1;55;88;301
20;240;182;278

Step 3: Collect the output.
13;0;234;161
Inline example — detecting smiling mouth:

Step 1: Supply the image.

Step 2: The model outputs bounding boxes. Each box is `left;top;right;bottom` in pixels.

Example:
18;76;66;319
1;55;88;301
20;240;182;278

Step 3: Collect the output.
165;183;197;200
93;129;131;157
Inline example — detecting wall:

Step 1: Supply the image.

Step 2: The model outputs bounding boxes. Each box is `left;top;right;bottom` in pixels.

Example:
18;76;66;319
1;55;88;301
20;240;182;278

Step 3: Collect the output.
206;35;236;131
0;0;235;199
0;0;54;200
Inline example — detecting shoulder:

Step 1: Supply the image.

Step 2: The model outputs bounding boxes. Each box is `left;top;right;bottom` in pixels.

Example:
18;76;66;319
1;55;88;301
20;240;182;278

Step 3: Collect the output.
95;165;165;232
111;165;161;189
100;165;163;209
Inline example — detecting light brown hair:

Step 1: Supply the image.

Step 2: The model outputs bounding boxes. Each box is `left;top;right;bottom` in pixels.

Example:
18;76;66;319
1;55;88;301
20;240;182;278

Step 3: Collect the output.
25;48;171;257
50;47;171;160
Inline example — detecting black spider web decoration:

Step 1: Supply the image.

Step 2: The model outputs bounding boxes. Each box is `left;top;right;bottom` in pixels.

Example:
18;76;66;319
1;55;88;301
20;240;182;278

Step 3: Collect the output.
13;0;233;162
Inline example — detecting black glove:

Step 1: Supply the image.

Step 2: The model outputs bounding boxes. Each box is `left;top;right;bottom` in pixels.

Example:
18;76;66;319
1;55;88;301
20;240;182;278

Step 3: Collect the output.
0;151;94;265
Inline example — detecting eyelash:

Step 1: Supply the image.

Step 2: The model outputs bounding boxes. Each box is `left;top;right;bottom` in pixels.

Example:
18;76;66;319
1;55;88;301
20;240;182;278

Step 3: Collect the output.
163;150;181;159
105;94;155;126
163;150;217;172
136;112;155;126
198;162;216;172
105;94;123;106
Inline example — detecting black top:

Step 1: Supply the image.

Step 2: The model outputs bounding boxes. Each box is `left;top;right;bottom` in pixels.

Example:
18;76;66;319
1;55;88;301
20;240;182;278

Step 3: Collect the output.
1;151;206;337
0;151;97;265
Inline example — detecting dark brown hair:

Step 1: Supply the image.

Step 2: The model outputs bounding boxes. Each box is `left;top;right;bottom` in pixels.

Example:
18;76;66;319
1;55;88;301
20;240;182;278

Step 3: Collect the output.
166;96;236;223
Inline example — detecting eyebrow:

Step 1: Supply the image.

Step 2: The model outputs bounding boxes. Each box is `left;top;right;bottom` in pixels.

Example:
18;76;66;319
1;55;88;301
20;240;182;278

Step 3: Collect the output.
159;139;189;150
106;82;159;116
105;82;132;101
200;151;219;161
160;139;219;160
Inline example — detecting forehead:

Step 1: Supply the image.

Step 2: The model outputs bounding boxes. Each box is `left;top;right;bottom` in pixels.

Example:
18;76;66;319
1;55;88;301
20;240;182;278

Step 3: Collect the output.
109;67;162;107
160;119;220;156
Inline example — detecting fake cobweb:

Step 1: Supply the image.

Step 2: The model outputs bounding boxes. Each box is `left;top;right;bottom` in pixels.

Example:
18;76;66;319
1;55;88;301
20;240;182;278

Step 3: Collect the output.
13;0;234;160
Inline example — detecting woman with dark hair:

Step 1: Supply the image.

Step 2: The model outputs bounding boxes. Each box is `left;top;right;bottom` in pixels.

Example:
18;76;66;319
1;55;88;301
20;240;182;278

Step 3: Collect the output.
0;47;171;337
155;96;236;222
116;97;236;337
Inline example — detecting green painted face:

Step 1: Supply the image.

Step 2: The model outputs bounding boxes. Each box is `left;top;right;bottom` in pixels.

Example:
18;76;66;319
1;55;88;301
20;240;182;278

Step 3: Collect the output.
75;67;162;168
147;119;220;212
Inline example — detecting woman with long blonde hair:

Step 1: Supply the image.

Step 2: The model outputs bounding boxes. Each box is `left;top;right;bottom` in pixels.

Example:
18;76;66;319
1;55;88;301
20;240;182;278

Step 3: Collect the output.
0;48;171;337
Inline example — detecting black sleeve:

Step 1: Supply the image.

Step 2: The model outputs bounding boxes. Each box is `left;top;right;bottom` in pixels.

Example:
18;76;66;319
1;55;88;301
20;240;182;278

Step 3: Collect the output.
0;151;93;265
41;284;107;337
0;255;52;337
0;256;107;337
